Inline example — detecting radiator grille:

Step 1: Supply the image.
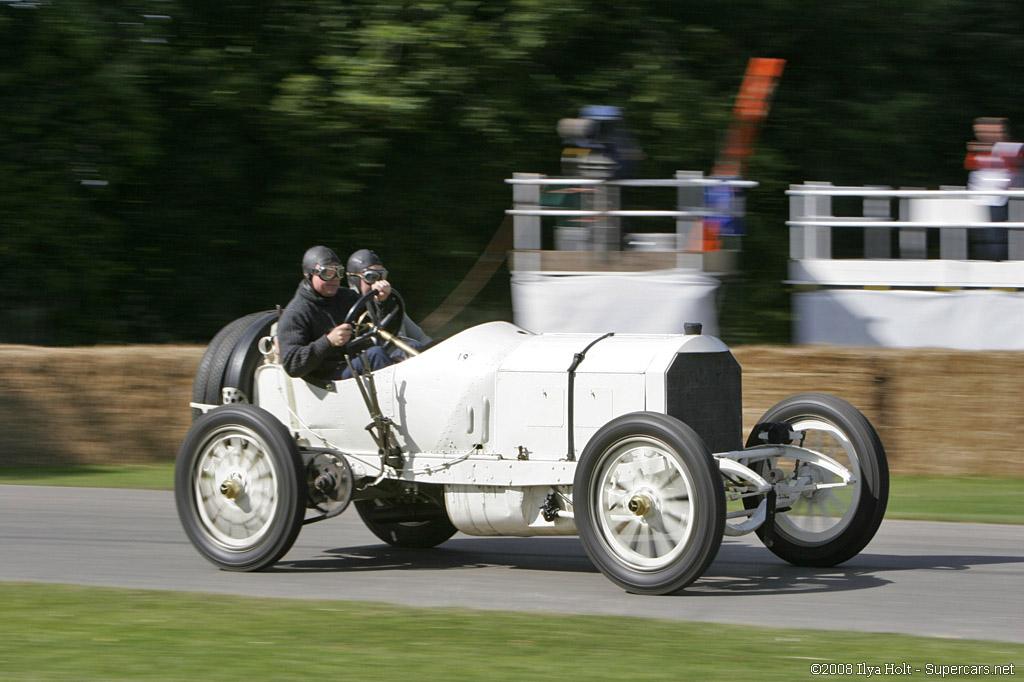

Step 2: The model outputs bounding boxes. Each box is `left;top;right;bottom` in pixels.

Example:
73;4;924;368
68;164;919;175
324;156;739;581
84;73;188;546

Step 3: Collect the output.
664;351;742;453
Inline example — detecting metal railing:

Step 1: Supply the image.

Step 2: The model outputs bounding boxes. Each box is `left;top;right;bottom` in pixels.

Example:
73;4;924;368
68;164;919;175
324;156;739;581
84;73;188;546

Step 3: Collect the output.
507;172;756;255
787;183;1024;261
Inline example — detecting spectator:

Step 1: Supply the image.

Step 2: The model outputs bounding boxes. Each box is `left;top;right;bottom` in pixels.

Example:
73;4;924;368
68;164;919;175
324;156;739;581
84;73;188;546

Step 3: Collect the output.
965;117;1023;259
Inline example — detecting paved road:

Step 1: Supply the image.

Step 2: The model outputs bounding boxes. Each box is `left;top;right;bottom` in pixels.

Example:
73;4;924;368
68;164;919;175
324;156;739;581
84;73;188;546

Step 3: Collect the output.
1;485;1022;643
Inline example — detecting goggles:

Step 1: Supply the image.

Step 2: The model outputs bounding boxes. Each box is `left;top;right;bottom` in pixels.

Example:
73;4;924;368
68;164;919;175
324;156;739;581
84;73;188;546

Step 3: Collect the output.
313;265;343;281
355;268;388;284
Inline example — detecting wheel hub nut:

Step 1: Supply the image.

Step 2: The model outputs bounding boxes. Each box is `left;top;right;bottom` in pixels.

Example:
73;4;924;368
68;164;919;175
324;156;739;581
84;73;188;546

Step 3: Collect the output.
220;479;242;499
627;495;651;516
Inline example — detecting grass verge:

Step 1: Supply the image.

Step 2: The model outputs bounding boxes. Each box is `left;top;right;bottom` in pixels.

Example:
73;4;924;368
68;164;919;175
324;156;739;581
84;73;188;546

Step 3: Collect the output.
888;476;1024;524
0;463;176;490
0;465;1021;524
0;582;1019;682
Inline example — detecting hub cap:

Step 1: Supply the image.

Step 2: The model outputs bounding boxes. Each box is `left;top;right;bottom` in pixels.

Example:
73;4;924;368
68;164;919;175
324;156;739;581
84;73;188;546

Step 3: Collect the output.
593;436;696;571
192;425;279;550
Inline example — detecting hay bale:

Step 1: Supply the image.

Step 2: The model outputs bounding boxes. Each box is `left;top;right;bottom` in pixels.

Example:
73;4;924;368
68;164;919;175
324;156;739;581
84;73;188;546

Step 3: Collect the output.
1;343;1021;476
733;346;1024;476
0;345;201;465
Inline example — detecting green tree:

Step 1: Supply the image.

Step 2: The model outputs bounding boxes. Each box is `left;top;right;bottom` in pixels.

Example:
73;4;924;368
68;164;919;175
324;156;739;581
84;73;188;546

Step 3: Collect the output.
4;0;1024;345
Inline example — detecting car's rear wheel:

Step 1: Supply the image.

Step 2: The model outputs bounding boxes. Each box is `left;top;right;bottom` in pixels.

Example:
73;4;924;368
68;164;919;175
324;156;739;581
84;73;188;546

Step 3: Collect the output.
574;412;725;594
191;311;276;421
175;404;305;571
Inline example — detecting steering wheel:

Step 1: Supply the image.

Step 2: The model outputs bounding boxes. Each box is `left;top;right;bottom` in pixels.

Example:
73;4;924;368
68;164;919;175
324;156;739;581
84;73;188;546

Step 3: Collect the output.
343;289;415;356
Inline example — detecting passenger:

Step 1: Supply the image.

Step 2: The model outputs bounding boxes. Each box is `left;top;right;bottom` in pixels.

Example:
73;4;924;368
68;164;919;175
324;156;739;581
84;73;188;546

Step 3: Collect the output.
277;245;393;382
346;248;432;361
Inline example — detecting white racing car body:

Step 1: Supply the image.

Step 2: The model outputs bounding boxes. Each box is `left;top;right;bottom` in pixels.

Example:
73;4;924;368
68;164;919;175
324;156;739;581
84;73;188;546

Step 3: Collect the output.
254;321;739;536
178;307;889;594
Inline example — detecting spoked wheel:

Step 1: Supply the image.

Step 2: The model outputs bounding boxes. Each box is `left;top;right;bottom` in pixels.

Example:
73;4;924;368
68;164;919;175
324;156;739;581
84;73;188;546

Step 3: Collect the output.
354;490;457;549
574;412;725;595
743;393;888;566
175;404;305;571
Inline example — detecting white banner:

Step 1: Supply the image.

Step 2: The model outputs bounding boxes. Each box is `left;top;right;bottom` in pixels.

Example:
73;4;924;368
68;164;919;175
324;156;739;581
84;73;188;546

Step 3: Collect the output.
511;269;720;335
794;289;1024;350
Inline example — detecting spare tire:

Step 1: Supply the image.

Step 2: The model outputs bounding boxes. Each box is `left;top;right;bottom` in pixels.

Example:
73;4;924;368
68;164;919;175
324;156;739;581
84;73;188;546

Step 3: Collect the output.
191;311;277;421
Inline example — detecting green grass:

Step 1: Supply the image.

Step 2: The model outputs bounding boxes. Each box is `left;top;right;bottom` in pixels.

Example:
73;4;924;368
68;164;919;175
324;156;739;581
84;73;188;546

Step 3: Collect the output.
0;582;1019;681
0;463;176;490
0;465;1021;524
888;476;1024;524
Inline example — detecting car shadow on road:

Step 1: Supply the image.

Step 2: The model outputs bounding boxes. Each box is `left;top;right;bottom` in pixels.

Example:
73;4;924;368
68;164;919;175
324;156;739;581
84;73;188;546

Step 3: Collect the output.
272;534;1024;596
274;536;598;575
686;541;1024;596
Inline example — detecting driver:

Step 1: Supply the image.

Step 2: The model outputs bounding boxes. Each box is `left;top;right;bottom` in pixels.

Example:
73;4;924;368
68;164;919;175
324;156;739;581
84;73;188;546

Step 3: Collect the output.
277;245;393;382
346;248;432;360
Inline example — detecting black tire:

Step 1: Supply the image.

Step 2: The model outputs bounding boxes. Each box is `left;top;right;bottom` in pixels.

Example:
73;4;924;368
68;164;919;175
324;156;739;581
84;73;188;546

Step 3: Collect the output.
175;404;305;571
574;412;725;595
743;393;888;567
191;311;276;421
354;495;457;549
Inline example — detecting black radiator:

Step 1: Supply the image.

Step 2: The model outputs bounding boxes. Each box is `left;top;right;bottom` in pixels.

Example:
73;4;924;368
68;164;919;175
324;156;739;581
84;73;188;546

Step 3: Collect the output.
664;351;742;454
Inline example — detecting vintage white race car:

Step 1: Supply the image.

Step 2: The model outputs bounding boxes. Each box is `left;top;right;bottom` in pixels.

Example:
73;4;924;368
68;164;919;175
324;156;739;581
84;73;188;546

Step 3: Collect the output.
176;291;888;594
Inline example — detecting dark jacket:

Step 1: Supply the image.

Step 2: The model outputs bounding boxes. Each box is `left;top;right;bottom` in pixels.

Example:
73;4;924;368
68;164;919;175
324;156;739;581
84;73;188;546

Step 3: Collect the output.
277;279;360;380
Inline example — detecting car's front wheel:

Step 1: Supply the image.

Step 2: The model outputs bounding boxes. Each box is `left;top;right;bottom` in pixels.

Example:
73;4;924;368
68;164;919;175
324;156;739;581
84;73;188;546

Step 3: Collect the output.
175;404;305;571
743;393;888;566
574;412;725;594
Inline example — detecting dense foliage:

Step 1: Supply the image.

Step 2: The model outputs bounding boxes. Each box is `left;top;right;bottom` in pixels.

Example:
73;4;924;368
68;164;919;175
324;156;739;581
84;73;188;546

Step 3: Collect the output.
3;1;1023;345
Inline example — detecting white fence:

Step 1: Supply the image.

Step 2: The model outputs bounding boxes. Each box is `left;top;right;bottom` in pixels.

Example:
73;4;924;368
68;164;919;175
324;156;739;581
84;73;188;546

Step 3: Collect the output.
787;183;1024;349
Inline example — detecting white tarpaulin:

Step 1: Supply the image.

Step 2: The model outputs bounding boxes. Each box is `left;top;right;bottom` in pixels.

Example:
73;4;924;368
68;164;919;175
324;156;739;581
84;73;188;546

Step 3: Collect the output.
511;269;720;335
794;288;1024;350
